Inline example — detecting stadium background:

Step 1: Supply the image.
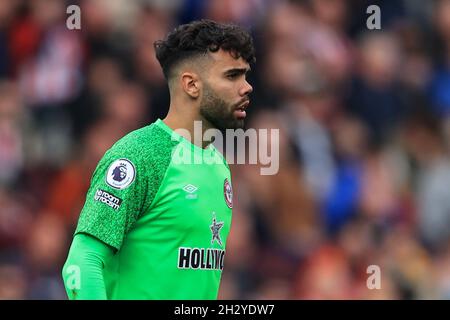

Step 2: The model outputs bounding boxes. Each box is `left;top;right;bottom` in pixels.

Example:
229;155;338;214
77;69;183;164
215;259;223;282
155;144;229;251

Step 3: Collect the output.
1;0;450;299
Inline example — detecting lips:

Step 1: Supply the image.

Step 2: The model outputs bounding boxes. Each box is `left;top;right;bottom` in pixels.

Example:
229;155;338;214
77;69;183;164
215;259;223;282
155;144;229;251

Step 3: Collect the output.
234;100;249;119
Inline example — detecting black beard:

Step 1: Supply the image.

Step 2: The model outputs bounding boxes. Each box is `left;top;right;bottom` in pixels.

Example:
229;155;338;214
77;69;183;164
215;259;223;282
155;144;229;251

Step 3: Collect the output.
199;84;244;132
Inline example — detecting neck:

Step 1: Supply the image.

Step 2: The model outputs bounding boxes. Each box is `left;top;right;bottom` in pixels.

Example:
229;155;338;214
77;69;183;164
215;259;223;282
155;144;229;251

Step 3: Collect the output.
163;103;214;149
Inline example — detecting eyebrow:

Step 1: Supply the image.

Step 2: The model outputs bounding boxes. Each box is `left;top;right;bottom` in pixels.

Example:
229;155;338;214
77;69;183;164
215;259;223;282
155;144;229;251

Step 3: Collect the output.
224;67;251;75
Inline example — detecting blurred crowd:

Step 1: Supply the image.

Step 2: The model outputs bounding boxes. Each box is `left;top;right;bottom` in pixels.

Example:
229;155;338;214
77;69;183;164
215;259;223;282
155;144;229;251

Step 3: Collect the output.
1;0;450;299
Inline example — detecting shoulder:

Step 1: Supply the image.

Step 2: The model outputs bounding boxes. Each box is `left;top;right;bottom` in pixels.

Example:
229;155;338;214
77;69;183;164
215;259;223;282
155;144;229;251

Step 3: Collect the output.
105;122;179;164
99;122;180;183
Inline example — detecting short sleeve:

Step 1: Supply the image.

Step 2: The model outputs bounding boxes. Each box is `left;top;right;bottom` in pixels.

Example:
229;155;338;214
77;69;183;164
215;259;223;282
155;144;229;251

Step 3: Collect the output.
75;149;147;250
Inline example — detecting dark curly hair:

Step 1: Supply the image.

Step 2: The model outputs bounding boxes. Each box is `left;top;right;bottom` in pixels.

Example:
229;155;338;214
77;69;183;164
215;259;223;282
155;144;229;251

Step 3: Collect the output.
154;19;256;79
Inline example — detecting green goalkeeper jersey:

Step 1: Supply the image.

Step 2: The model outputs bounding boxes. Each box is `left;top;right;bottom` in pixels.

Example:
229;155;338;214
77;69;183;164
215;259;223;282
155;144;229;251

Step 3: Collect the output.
74;119;233;299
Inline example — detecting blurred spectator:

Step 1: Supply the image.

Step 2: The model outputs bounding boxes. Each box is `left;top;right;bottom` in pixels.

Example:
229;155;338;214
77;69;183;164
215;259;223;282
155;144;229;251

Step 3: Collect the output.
403;111;450;250
348;31;406;145
0;80;25;186
432;240;450;299
429;0;450;116
322;115;367;234
0;258;28;299
24;212;67;299
19;0;83;107
294;244;355;299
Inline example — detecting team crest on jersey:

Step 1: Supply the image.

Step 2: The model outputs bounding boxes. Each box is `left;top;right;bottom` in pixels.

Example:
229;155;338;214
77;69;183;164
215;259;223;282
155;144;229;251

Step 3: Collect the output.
106;159;135;189
223;178;233;208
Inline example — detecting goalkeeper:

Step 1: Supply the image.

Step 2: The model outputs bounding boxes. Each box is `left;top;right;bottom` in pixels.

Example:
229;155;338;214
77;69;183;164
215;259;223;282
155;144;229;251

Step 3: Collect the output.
61;19;255;299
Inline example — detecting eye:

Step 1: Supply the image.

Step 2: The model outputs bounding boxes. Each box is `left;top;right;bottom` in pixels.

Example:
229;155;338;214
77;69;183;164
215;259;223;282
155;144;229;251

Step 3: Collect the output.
226;73;238;80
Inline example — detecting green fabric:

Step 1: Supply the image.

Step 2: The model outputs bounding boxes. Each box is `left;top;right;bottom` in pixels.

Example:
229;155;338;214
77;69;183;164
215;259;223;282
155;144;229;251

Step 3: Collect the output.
68;119;233;299
75;122;178;249
62;233;114;300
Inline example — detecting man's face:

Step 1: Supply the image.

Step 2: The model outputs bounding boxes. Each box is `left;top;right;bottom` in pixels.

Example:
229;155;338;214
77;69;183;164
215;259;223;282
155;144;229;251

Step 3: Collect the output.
199;49;253;131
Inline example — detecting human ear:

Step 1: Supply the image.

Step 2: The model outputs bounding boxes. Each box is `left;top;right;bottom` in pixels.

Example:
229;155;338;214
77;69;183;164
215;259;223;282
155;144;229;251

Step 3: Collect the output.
181;72;200;98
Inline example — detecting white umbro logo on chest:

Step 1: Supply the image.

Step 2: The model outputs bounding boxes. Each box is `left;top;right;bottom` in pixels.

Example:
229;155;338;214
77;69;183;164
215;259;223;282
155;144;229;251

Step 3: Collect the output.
182;184;198;199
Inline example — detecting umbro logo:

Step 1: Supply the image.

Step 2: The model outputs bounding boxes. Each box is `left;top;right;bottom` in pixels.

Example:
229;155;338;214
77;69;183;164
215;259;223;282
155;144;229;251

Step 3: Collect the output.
183;184;198;193
183;184;198;199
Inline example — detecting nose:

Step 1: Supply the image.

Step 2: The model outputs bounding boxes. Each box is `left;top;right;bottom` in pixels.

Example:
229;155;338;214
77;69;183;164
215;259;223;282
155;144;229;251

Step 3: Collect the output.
240;80;253;96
